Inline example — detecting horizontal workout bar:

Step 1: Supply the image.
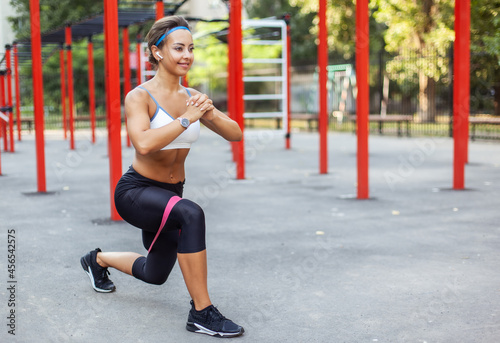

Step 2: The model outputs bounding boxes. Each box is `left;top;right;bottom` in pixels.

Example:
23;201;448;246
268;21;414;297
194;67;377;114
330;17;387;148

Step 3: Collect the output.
243;94;284;100
243;76;284;82
243;112;283;118
242;58;284;64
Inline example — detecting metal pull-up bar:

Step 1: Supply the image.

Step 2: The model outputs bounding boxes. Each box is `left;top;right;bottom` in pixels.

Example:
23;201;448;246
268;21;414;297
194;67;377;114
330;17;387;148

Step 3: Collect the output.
104;0;123;220
13;44;21;142
87;37;96;144
356;0;369;199
29;0;47;193
65;24;76;150
59;44;67;140
5;45;14;153
318;0;328;176
453;0;470;190
0;70;7;152
229;0;245;180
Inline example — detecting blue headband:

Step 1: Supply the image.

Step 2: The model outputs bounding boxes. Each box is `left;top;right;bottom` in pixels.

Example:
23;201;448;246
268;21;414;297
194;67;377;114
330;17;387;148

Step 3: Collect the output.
155;26;190;46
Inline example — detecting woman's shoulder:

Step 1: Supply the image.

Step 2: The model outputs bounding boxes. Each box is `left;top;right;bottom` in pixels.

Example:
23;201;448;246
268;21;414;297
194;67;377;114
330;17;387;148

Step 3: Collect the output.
125;85;150;103
185;87;200;96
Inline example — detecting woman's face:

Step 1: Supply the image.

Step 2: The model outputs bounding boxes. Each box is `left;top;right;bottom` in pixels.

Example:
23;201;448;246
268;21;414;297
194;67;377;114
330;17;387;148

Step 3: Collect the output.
160;29;194;75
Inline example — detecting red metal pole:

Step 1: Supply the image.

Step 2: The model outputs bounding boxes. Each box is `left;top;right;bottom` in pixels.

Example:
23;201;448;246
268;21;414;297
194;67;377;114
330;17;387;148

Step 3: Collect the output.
156;0;164;20
227;12;237;163
87;37;96;144
29;0;47;192
230;0;245;179
356;0;370;199
136;35;142;86
59;44;67;139
318;0;328;174
65;25;75;150
105;0;123;221
122;27;131;147
453;0;470;189
13;43;21;141
1;71;7;152
105;14;110;140
285;15;291;150
0;71;2;174
5;45;14;152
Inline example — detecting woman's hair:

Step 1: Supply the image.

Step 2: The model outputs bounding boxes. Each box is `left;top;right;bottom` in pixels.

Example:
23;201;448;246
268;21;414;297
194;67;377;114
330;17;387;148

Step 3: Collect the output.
145;15;191;69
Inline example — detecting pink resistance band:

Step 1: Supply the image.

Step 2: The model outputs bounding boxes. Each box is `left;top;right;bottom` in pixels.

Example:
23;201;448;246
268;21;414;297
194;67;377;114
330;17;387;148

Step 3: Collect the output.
148;196;182;253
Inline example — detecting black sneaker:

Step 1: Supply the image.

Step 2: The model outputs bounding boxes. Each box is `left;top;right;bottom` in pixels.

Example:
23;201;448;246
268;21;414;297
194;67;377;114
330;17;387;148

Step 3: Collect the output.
186;301;244;338
80;248;116;293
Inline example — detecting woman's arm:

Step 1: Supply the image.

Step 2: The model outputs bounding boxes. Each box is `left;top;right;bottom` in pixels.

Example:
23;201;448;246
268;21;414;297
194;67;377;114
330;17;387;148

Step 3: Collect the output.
125;88;207;155
187;88;242;142
200;109;243;142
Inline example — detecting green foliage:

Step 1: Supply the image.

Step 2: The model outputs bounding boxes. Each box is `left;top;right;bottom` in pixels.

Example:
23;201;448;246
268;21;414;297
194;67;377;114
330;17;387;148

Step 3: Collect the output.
188;20;283;94
470;0;500;62
470;0;500;115
371;0;455;87
189;21;229;92
245;0;317;64
290;0;386;61
8;0;103;40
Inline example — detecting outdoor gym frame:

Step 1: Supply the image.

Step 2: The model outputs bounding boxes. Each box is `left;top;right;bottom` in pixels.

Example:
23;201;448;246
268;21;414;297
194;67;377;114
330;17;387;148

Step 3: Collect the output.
1;0;472;219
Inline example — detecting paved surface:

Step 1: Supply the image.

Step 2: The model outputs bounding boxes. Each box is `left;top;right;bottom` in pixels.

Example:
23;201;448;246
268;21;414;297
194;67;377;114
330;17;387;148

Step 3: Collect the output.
0;128;499;343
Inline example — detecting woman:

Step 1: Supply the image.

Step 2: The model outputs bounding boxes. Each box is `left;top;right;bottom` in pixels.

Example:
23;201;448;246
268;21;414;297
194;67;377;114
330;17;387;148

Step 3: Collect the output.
80;16;244;338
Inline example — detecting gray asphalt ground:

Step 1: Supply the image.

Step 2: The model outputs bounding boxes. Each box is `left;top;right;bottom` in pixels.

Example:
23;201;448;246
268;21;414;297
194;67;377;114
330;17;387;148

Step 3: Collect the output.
0;127;499;343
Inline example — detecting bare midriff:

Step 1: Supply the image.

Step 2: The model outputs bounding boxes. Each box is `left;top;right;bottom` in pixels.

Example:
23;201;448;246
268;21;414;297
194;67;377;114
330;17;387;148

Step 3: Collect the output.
132;148;190;184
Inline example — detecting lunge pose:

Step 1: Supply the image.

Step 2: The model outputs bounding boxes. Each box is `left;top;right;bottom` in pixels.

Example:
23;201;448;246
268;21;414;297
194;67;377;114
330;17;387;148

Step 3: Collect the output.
80;16;244;338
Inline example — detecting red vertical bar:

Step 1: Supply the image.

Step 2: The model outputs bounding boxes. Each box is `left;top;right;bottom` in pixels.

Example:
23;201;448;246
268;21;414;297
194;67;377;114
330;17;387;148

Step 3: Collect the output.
0;72;7;151
136;35;142;86
87;37;96;144
182;75;189;87
5;45;14;152
156;0;164;20
59;45;67;139
13;43;22;141
105;0;123;221
453;0;470;189
122;27;131;147
0;72;6;152
227;13;237;163
285;16;291;150
356;0;370;199
318;0;328;174
0;72;2;173
65;25;75;150
230;0;245;179
29;0;47;192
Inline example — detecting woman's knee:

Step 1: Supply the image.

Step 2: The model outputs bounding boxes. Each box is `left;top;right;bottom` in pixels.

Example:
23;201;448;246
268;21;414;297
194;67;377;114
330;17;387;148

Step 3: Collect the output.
144;274;169;285
173;199;205;227
173;199;206;253
131;256;171;285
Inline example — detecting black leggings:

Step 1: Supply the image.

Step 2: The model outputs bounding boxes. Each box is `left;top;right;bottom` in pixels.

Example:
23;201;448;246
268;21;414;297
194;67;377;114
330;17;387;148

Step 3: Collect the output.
114;167;206;285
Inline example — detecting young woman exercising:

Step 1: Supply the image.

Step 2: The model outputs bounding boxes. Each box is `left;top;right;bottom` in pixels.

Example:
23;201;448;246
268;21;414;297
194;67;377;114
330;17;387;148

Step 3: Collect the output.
80;15;244;338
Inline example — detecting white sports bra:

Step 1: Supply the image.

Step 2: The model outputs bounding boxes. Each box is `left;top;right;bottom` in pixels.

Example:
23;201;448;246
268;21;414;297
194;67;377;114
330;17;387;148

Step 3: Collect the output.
139;86;200;150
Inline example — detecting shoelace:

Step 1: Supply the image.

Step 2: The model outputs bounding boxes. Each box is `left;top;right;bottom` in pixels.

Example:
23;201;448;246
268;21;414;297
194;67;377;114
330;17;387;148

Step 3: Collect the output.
99;267;112;282
205;306;227;327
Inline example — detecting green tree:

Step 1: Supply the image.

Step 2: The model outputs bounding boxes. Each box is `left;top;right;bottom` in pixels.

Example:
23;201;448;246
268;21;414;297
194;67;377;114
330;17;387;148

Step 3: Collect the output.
290;0;386;61
470;0;500;116
245;0;317;64
8;0;147;119
8;0;103;39
372;0;455;122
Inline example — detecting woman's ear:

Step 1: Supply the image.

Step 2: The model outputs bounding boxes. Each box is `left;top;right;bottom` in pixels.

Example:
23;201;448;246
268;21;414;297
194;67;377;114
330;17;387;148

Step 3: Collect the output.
151;46;163;61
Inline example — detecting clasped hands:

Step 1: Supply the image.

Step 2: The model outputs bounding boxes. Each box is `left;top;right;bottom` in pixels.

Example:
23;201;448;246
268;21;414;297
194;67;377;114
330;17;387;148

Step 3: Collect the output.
184;93;216;122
